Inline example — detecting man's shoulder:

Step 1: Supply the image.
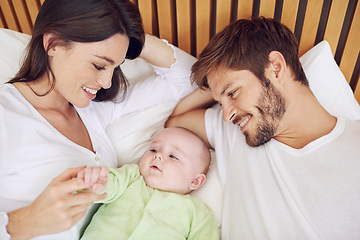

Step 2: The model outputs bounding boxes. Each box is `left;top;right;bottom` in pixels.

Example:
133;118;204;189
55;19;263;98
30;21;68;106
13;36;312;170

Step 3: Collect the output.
338;117;360;131
205;105;244;142
205;105;234;131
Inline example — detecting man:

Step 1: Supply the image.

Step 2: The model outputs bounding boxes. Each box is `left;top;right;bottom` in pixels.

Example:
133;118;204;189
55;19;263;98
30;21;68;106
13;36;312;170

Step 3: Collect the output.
166;17;360;239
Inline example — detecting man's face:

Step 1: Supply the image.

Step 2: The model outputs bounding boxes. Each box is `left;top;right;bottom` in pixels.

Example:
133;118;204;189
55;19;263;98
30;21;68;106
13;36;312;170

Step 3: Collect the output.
208;66;286;147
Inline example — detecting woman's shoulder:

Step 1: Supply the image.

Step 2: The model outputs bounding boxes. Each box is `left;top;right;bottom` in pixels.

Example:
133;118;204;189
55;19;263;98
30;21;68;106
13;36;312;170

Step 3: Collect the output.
0;83;26;106
0;83;15;92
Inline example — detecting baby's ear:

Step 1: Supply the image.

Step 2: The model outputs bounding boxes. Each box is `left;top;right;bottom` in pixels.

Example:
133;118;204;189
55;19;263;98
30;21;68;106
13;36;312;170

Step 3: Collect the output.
189;174;206;191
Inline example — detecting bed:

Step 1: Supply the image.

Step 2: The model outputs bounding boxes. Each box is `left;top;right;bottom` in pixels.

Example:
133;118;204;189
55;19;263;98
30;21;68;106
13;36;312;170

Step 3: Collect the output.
1;0;360;234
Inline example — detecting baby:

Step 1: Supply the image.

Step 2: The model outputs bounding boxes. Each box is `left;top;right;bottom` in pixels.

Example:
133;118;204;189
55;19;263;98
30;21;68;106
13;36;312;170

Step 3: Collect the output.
78;127;218;239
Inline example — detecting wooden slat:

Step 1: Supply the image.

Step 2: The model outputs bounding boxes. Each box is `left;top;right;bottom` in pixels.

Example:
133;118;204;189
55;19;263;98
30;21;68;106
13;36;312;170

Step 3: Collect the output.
24;0;40;25
339;0;360;101
354;58;360;103
209;0;216;38
298;0;324;55
138;0;155;35
259;0;276;18
157;0;176;45
176;0;192;54
237;0;253;19
281;0;300;32
293;0;307;44
196;0;211;56
323;0;348;55
274;0;284;21
0;4;6;28
350;52;360;92
215;0;231;32
0;0;20;31
334;0;357;65
230;0;238;22
12;0;32;34
252;0;260;17
314;0;332;45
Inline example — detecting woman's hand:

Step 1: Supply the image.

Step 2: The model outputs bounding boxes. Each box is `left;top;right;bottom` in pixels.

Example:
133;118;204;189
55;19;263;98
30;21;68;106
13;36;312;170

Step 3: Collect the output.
6;166;107;240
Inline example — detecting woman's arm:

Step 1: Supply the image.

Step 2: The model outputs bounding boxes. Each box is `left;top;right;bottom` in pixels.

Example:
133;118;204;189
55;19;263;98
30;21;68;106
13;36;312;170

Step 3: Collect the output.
6;167;107;240
139;34;175;68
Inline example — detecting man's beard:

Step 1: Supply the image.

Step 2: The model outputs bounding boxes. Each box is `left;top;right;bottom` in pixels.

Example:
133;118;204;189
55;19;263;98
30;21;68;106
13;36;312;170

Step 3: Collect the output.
244;79;286;147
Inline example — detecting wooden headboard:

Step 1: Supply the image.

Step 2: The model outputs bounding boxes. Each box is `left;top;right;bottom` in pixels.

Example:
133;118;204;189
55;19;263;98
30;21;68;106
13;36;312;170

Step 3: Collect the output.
1;0;359;103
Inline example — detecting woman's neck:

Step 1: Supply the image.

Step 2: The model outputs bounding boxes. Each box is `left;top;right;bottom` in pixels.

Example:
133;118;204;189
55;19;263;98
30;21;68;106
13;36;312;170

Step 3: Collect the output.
13;79;71;113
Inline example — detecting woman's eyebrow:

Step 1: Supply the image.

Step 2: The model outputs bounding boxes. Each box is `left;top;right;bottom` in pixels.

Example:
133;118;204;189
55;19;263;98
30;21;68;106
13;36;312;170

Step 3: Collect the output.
94;55;115;65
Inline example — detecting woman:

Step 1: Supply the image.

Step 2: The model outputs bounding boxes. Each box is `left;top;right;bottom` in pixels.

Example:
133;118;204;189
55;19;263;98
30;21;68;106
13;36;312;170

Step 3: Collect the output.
0;0;196;239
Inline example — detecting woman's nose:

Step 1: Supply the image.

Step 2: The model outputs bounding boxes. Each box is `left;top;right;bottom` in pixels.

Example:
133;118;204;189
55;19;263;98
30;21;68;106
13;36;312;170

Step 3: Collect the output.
97;72;113;89
222;102;236;122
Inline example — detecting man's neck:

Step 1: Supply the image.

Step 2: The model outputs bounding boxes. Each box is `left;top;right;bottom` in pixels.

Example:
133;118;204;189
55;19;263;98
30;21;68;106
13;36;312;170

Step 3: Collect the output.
274;85;337;149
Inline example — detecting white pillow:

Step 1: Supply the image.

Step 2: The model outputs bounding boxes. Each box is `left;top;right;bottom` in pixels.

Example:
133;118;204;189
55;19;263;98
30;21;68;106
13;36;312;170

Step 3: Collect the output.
300;40;360;119
0;29;30;84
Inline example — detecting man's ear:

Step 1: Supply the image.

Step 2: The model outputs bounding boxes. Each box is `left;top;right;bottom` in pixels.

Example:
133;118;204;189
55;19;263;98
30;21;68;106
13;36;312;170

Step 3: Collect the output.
189;174;206;191
43;33;57;56
265;51;287;83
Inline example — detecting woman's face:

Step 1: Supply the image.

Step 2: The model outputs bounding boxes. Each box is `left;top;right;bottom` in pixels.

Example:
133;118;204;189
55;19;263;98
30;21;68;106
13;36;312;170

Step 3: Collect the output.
47;33;129;108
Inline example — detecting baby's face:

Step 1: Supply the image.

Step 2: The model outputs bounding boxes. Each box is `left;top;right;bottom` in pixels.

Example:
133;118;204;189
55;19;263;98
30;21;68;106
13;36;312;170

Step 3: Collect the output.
139;128;206;194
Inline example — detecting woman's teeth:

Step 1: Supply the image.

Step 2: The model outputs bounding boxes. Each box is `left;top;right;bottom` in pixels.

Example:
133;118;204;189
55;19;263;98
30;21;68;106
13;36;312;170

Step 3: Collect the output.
82;86;97;95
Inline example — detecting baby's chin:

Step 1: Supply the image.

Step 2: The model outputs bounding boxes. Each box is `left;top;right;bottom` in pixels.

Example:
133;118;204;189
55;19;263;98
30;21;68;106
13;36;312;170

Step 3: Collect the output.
142;176;160;190
143;178;188;194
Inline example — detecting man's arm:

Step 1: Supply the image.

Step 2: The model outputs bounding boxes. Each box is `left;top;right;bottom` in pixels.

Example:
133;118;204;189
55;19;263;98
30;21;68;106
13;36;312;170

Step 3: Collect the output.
165;88;215;148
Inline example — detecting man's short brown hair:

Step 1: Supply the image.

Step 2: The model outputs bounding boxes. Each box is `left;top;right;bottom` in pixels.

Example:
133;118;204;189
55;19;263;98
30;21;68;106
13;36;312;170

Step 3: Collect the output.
191;17;308;89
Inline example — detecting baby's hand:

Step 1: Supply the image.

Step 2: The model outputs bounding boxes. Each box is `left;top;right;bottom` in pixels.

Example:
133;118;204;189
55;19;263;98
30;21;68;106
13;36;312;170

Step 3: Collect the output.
77;166;109;193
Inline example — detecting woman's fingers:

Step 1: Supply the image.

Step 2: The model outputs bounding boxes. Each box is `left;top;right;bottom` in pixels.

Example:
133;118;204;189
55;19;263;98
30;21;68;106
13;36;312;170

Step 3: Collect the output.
7;167;107;238
54;166;87;182
67;186;107;205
